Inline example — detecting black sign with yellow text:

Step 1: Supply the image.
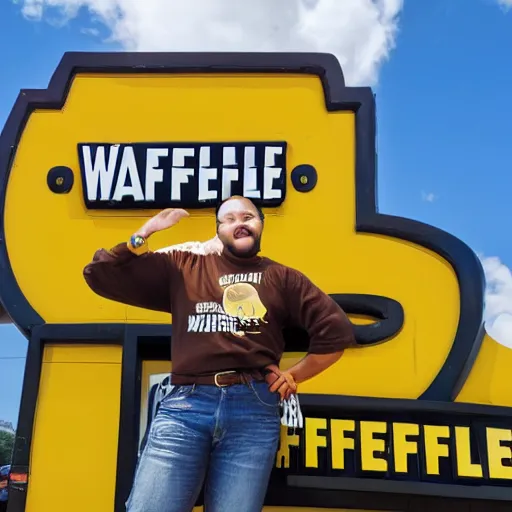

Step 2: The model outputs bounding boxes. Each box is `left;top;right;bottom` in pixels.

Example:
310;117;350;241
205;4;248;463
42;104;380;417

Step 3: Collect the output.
270;396;512;501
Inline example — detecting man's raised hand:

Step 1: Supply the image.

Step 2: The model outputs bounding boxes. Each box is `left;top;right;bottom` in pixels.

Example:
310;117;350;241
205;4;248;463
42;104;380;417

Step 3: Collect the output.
138;208;189;238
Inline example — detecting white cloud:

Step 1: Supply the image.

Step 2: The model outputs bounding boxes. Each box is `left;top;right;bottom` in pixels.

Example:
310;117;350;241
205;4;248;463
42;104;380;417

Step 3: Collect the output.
498;0;512;9
482;255;512;349
421;191;437;203
16;0;403;86
81;27;100;36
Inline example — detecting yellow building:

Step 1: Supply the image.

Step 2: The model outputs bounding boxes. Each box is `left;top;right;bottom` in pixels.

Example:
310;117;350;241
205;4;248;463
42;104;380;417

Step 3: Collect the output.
1;51;511;512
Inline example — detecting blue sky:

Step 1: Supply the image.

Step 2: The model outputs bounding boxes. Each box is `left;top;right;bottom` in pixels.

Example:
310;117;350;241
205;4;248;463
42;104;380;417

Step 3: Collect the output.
1;0;512;426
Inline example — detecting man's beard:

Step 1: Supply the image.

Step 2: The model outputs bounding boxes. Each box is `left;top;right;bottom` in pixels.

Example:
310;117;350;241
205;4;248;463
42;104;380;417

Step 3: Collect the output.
225;235;261;258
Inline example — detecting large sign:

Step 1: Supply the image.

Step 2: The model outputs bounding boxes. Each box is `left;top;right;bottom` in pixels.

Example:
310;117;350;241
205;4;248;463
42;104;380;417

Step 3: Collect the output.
2;52;512;511
78;141;287;209
276;412;512;487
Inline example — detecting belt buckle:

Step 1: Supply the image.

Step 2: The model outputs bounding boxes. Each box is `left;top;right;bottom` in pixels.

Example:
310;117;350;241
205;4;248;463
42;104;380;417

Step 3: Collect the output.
214;371;237;387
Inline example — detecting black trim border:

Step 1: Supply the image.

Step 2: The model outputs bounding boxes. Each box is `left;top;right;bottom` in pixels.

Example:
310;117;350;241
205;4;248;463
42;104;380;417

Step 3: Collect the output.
332;294;404;346
287;475;512;502
0;52;484;398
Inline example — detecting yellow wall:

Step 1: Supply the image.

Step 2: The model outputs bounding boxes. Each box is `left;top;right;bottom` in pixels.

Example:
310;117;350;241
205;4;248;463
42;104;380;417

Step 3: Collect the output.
455;331;512;405
25;345;122;512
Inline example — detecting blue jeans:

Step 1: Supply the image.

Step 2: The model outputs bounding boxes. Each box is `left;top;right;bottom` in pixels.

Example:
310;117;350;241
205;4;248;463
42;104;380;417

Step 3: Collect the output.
126;381;281;512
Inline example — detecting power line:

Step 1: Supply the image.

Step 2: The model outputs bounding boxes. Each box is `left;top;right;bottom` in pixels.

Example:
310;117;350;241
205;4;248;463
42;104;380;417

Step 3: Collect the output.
0;356;26;360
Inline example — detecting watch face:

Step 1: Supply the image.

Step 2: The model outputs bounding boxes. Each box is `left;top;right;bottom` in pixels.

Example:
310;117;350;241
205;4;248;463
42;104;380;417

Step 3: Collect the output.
131;235;145;248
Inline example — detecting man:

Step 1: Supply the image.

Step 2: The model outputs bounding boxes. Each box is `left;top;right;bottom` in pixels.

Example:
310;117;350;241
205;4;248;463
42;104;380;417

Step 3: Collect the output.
83;195;355;512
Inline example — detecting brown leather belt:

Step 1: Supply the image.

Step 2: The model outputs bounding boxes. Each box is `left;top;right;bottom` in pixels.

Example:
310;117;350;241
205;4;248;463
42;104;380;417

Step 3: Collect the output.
171;370;266;387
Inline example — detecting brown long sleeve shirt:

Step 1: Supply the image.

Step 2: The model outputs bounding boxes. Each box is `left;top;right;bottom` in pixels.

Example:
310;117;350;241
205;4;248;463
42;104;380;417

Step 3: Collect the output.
83;242;355;378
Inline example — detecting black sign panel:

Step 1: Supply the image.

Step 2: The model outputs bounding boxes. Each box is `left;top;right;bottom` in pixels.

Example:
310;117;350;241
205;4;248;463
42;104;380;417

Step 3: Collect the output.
77;142;287;209
269;396;512;503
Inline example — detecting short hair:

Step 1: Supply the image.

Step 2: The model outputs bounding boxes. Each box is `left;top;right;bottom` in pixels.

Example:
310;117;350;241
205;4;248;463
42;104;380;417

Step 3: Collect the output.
215;195;265;223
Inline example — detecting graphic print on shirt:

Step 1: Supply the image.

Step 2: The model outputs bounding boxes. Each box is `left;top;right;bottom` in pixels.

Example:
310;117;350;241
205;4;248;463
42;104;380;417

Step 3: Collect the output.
187;271;268;337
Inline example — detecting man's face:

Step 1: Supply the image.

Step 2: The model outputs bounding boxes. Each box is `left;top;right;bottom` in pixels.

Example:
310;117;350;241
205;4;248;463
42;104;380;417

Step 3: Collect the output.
216;198;263;258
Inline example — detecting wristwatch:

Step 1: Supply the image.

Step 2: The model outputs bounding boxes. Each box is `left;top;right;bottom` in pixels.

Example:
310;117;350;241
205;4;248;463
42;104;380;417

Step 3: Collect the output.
127;234;148;255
